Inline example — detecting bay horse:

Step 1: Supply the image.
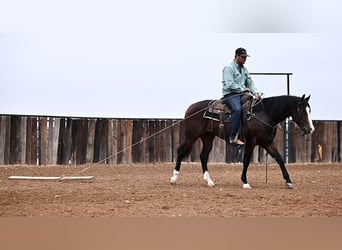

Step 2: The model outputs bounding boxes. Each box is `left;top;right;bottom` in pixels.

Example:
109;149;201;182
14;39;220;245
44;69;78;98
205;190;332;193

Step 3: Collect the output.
170;94;314;189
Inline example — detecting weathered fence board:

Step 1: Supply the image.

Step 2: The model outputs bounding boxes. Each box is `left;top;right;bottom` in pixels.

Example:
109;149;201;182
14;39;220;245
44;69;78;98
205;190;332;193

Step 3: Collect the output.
39;117;47;165
147;120;156;163
0;117;5;164
0;115;340;165
86;119;96;163
107;119;116;164
57;118;72;165
210;137;226;163
25;117;38;165
9;116;24;164
76;119;89;165
338;121;342;162
0;116;10;164
93;119;108;164
116;119;126;164
47;118;60;165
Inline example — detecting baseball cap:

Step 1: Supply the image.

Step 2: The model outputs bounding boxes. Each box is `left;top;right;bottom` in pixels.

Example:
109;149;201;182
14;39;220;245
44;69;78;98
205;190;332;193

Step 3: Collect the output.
235;47;250;57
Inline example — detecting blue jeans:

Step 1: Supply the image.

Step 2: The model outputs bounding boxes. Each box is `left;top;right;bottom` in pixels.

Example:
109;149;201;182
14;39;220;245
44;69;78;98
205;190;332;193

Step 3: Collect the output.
223;94;242;139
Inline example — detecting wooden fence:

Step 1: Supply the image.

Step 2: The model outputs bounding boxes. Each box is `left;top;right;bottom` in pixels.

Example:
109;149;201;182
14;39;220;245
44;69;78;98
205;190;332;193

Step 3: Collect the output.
0;115;341;165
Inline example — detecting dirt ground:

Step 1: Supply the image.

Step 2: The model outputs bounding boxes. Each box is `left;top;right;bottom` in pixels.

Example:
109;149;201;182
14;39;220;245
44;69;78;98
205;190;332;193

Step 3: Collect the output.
0;163;341;217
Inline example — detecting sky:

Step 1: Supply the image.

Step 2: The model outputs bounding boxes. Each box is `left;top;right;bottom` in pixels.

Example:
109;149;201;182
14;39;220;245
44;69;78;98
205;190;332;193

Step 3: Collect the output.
1;0;341;120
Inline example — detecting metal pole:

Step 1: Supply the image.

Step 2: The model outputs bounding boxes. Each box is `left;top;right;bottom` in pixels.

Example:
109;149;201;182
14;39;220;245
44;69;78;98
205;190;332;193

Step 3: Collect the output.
286;73;291;163
285;74;291;164
287;74;290;95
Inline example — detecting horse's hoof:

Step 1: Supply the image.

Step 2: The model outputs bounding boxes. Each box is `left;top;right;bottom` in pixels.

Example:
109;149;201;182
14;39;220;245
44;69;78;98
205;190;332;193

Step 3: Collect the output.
170;170;179;184
285;182;294;189
170;175;179;184
203;171;215;187
207;180;215;187
170;177;177;184
242;183;252;189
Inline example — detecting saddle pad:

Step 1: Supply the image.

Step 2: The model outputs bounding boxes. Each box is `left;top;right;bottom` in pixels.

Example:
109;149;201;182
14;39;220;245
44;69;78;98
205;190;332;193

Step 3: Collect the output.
203;109;232;122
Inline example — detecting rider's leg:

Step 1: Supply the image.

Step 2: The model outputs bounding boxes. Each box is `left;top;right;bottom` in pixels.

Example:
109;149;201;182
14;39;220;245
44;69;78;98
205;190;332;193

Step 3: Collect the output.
225;95;244;145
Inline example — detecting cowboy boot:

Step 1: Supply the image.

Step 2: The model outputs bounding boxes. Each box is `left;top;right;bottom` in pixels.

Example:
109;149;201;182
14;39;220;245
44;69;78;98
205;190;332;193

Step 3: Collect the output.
229;134;244;145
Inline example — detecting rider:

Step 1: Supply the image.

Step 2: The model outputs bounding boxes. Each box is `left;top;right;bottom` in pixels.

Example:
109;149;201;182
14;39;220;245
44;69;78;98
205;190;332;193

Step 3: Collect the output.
222;47;261;145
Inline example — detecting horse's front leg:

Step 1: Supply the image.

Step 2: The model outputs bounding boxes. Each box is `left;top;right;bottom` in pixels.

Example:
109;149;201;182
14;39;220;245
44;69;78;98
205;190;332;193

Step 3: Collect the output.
241;143;255;189
201;152;215;187
241;153;252;189
200;134;215;187
264;143;293;189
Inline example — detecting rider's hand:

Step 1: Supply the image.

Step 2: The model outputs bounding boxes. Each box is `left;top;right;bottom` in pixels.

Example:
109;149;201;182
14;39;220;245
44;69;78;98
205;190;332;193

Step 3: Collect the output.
244;88;251;93
255;92;263;100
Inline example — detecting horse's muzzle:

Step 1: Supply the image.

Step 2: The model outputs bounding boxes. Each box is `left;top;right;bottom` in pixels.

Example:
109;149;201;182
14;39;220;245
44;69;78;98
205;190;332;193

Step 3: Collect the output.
302;127;314;135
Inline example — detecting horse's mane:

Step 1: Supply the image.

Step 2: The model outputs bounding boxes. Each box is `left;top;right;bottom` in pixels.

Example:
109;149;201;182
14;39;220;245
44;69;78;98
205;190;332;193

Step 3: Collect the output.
255;95;299;109
253;95;301;121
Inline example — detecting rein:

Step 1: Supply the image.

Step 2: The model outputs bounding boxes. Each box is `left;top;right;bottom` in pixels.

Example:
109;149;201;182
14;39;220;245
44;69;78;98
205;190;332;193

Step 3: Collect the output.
245;93;277;131
247;113;277;130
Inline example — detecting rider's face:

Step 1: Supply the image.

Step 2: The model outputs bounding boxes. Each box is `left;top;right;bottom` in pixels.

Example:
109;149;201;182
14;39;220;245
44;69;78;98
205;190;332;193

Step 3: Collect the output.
236;55;247;65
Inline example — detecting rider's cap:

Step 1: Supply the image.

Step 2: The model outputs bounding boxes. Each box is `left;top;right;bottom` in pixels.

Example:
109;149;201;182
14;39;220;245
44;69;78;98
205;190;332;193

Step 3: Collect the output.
235;47;250;57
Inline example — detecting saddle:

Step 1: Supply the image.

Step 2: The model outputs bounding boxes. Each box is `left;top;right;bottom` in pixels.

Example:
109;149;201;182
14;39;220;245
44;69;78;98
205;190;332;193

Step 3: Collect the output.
203;100;232;122
203;94;254;123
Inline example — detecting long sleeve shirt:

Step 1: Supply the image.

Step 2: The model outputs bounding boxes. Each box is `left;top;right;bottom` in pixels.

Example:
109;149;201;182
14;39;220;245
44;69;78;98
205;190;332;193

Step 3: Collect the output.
222;60;257;96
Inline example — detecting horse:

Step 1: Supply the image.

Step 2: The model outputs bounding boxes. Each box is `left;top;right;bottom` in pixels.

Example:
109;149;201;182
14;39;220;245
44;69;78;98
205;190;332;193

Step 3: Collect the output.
170;94;315;189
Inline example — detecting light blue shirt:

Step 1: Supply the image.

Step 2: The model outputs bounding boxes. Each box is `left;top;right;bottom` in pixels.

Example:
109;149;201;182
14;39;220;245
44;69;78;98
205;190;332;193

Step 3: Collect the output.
222;60;257;96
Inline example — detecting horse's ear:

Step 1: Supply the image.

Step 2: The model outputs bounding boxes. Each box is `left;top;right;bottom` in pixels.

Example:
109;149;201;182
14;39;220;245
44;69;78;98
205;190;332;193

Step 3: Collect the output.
305;95;311;102
301;94;306;101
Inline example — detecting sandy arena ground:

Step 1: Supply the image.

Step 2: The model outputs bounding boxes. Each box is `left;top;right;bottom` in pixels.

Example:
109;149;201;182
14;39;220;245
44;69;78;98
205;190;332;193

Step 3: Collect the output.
0;163;341;217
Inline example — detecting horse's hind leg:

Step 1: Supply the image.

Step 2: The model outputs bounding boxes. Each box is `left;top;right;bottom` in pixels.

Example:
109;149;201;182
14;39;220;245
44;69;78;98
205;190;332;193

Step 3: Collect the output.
200;133;215;187
170;139;195;184
264;143;293;189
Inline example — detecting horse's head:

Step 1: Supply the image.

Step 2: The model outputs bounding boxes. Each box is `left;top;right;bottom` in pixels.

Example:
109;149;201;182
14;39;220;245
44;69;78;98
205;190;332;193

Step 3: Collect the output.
292;94;315;135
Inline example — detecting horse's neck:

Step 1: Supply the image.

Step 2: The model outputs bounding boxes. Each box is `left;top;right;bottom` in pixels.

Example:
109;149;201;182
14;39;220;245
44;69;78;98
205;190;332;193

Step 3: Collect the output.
259;98;293;124
273;111;292;124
